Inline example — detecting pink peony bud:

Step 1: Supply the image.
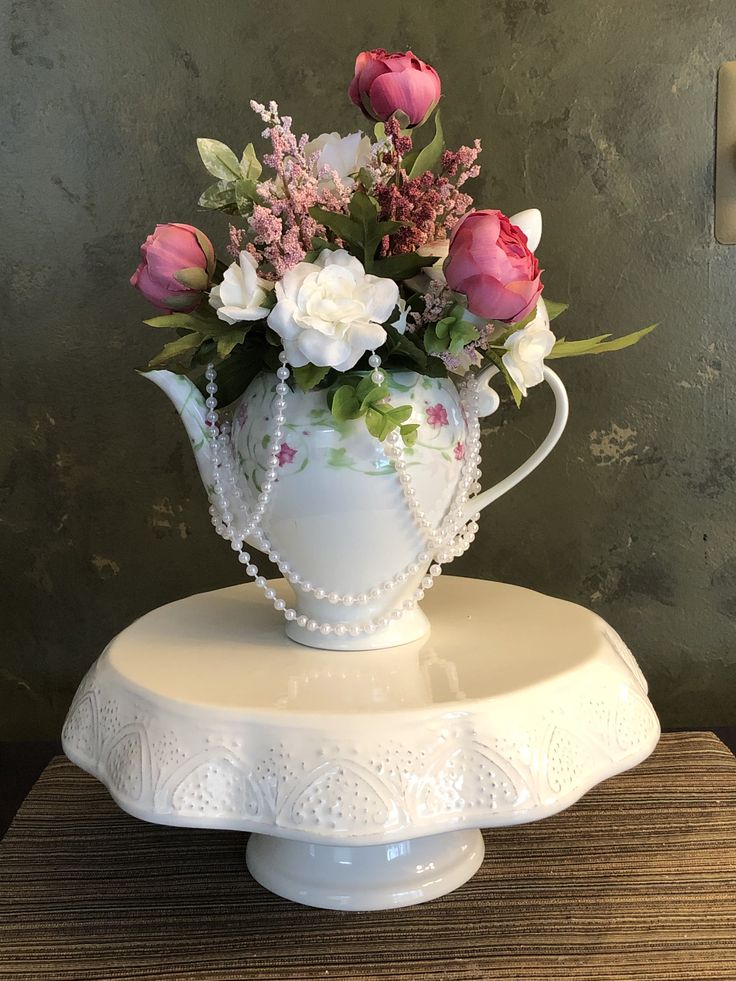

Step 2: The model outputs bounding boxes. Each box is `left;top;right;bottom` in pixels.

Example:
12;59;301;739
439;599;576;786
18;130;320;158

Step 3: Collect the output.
444;210;543;323
130;222;214;312
348;48;441;127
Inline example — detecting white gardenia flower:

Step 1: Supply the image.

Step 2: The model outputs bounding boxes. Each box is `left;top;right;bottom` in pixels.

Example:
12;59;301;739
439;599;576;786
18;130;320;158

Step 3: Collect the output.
305;132;372;187
267;249;399;371
501;299;556;397
209;252;273;324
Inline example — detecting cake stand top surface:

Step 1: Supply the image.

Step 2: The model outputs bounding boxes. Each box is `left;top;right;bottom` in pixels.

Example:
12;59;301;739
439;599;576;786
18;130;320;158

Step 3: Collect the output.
104;576;622;717
63;575;657;843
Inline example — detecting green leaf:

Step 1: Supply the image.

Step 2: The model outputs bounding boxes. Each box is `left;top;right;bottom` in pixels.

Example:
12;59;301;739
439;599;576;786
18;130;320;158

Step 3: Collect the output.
486;350;523;407
197;138;241;180
448;320;480;355
311;236;338;252
423;322;450;355
358;167;375;191
424;356;450;378
310;198;403;267
407;110;444;179
387;404;413;425
544;300;568;322
359;383;389;413
143;313;199;329
235;178;260;211
304;236;339;262
293;363;330;392
547;324;656;359
355;375;378;400
331;385;362;420
216;328;247;359
400;423;419;447
393;109;411;131
384;322;428;369
199;180;237;210
435;317;452;340
174;267;209;290
309;206;362;248
349;190;379;223
374;122;386;141
365;406;393;440
240;143;262;181
192;336;266;407
371;252;437;280
191;229;215;277
148;332;203;368
348;192;383;268
163;292;202;312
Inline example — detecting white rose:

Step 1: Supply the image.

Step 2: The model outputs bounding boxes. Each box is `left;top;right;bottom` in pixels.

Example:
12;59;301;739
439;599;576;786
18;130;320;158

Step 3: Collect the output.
305;132;372;188
501;299;555;396
267;249;399;371
209;252;273;324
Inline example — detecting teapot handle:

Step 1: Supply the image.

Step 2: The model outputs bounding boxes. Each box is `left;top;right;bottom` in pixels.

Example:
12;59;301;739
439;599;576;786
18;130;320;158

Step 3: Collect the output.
464;365;569;520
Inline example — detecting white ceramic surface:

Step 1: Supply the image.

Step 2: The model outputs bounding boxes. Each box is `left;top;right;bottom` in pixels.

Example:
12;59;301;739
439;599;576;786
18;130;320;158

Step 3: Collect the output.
246;828;485;911
62;576;660;910
145;367;568;649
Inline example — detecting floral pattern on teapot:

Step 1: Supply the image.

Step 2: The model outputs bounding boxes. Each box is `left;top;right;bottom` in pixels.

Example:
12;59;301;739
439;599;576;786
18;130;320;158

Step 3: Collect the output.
230;371;467;492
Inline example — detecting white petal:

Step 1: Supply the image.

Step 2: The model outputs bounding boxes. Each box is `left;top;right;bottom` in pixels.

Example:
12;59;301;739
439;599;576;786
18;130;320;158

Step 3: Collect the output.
283;338;308;367
333;347;364;372
297;329;351;368
208;284;224;312
343;319;387;351
267;298;300;338
280;261;317;297
218;304;267;322
218;261;244;307
215;308;237;326
318;249;365;279
238;251;259;293
509;208;542;253
502;351;528;397
362;275;399;323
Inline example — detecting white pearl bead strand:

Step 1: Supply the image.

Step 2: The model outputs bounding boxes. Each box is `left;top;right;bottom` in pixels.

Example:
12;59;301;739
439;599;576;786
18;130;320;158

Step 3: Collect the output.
204;351;483;637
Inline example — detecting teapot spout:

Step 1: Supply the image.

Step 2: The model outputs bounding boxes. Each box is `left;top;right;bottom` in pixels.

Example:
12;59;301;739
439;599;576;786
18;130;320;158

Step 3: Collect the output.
141;369;216;493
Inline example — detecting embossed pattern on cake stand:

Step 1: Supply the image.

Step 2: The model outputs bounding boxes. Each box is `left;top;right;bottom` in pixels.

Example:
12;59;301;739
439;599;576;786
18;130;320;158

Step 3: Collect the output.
62;576;660;911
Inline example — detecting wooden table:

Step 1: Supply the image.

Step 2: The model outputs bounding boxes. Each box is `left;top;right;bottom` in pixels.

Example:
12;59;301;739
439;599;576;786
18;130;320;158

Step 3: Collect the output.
1;732;735;980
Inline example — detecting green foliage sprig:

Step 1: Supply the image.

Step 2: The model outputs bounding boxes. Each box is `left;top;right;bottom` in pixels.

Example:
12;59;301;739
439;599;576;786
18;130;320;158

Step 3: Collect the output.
197;138;262;215
329;374;419;445
309;192;438;280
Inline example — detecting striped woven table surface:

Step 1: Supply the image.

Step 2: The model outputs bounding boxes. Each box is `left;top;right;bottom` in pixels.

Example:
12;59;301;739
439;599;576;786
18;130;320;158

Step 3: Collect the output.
0;732;735;981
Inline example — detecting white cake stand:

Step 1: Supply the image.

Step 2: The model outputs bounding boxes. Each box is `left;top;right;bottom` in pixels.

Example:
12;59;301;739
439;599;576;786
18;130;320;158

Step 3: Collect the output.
62;576;659;911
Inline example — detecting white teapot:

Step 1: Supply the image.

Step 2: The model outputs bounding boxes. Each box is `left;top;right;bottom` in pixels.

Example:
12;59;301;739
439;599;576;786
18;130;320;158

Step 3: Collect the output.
145;357;567;651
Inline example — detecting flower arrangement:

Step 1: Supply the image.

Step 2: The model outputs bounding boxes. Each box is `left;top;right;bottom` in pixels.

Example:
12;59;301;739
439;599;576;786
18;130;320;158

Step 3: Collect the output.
132;47;654;446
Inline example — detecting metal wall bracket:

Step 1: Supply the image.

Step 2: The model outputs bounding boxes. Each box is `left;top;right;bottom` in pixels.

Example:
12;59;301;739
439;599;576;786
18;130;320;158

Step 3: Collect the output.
716;62;736;244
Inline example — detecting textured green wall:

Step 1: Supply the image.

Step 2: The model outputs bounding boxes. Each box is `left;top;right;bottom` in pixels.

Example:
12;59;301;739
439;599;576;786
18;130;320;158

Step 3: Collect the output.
2;0;735;737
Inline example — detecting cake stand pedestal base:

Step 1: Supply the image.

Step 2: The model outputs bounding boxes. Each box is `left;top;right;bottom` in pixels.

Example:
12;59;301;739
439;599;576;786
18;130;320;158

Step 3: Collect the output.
62;576;659;911
246;828;485;911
